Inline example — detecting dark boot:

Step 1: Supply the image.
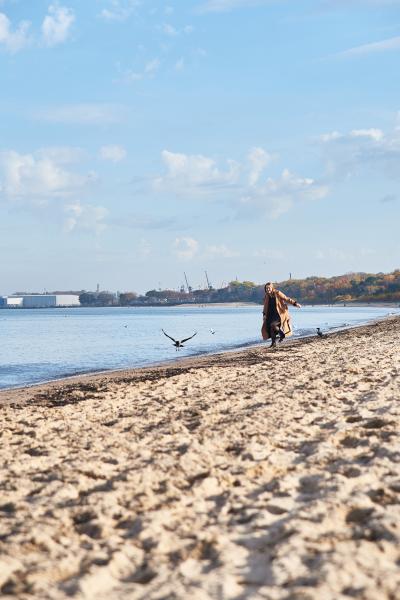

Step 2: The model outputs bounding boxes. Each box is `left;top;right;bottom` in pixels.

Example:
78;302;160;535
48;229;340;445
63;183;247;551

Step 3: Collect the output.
279;329;285;342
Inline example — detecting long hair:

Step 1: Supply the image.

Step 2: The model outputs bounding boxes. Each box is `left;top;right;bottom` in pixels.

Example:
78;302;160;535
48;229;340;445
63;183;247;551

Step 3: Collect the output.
264;282;275;294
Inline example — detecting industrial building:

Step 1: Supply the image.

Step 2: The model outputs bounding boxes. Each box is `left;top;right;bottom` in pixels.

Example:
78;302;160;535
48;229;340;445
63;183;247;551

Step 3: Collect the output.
0;296;24;307
0;295;80;308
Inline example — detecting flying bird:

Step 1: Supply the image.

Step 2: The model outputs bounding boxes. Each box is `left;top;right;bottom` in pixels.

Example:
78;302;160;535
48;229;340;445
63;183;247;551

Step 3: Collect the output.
210;328;216;335
162;329;197;350
316;327;325;338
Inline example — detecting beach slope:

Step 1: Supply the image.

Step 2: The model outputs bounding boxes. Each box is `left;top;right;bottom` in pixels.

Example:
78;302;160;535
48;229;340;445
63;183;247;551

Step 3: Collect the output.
1;317;399;599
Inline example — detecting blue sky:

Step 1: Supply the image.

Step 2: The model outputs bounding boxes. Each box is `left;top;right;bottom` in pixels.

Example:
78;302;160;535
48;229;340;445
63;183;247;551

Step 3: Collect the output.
1;0;399;294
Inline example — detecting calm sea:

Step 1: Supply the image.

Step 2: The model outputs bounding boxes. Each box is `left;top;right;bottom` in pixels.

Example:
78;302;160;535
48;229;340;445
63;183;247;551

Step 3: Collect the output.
0;304;397;390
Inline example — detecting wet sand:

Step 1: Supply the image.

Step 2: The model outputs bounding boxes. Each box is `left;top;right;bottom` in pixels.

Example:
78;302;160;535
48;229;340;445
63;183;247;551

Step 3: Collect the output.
0;317;399;599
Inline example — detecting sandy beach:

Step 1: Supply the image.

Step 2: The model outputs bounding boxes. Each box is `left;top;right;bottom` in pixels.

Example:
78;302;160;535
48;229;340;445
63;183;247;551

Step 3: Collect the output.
1;316;399;600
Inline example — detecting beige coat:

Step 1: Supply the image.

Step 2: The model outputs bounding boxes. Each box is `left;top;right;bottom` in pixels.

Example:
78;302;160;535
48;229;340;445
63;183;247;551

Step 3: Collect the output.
261;289;299;340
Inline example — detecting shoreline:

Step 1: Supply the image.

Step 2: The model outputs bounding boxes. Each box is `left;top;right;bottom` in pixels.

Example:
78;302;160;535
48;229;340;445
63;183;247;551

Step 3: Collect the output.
0;312;395;401
1;300;399;311
0;316;399;598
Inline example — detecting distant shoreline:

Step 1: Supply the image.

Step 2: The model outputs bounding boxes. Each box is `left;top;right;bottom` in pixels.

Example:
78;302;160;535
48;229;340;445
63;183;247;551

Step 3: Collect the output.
0;300;399;310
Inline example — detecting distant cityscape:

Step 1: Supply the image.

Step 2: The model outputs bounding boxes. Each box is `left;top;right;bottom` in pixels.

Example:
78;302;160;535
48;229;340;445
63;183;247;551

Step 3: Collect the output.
1;269;400;308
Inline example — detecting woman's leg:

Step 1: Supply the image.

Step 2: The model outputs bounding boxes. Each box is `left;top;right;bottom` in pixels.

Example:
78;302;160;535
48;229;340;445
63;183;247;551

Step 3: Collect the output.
269;320;280;347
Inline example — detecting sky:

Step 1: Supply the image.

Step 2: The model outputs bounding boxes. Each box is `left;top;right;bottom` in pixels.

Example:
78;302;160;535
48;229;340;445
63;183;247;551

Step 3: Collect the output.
0;0;399;294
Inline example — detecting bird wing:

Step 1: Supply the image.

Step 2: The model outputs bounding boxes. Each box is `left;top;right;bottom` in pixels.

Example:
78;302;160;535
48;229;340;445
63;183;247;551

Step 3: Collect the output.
180;332;197;344
162;329;177;343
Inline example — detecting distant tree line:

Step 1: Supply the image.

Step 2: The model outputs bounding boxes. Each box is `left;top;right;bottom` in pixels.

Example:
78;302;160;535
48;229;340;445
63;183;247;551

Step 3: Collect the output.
78;270;400;307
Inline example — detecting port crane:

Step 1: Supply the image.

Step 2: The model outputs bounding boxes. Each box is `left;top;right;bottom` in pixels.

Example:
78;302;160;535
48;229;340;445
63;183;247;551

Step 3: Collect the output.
184;272;192;293
205;271;213;290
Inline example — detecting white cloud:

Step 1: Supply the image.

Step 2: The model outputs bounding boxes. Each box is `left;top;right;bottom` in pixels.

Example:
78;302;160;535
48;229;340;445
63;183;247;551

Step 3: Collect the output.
320;131;342;142
0;11;30;53
99;145;127;162
0;148;105;234
41;5;75;47
160;23;193;36
248;147;273;185
321;129;384;143
197;0;274;13
155;150;240;192
153;148;327;220
173;237;199;261
336;36;400;58
350;128;384;141
0;150;94;200
64;202;108;234
320;119;400;180
34;103;125;125
116;57;161;84
99;0;139;22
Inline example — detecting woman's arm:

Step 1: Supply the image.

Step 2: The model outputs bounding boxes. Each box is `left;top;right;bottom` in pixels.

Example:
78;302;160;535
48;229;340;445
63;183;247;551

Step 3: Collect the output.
277;290;301;308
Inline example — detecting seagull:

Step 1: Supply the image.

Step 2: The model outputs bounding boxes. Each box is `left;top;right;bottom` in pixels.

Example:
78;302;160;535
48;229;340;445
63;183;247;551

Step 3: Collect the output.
316;327;325;338
162;329;197;350
210;328;216;335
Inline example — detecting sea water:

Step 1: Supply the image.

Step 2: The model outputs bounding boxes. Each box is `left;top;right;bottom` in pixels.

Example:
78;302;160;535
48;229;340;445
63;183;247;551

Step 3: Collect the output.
0;304;397;390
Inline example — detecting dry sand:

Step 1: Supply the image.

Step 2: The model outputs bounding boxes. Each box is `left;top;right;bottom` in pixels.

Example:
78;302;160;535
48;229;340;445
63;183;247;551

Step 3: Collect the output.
1;317;399;600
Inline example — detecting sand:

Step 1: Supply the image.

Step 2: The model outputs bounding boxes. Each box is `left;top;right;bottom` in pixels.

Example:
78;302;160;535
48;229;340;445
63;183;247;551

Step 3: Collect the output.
0;317;399;600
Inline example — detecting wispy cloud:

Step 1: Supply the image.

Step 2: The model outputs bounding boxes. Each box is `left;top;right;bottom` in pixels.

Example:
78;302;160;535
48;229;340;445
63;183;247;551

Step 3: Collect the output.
110;214;176;230
99;0;140;22
205;244;239;258
335;35;400;58
175;57;184;71
99;145;127;162
36;146;87;164
162;23;178;36
34;103;126;125
248;147;274;186
319;120;400;180
196;0;275;14
41;5;75;47
116;58;161;83
0;11;30;53
64;202;108;234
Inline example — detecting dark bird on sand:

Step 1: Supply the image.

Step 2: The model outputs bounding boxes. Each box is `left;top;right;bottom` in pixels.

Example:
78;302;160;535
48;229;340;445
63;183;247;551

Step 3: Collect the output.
162;329;197;350
316;327;325;338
